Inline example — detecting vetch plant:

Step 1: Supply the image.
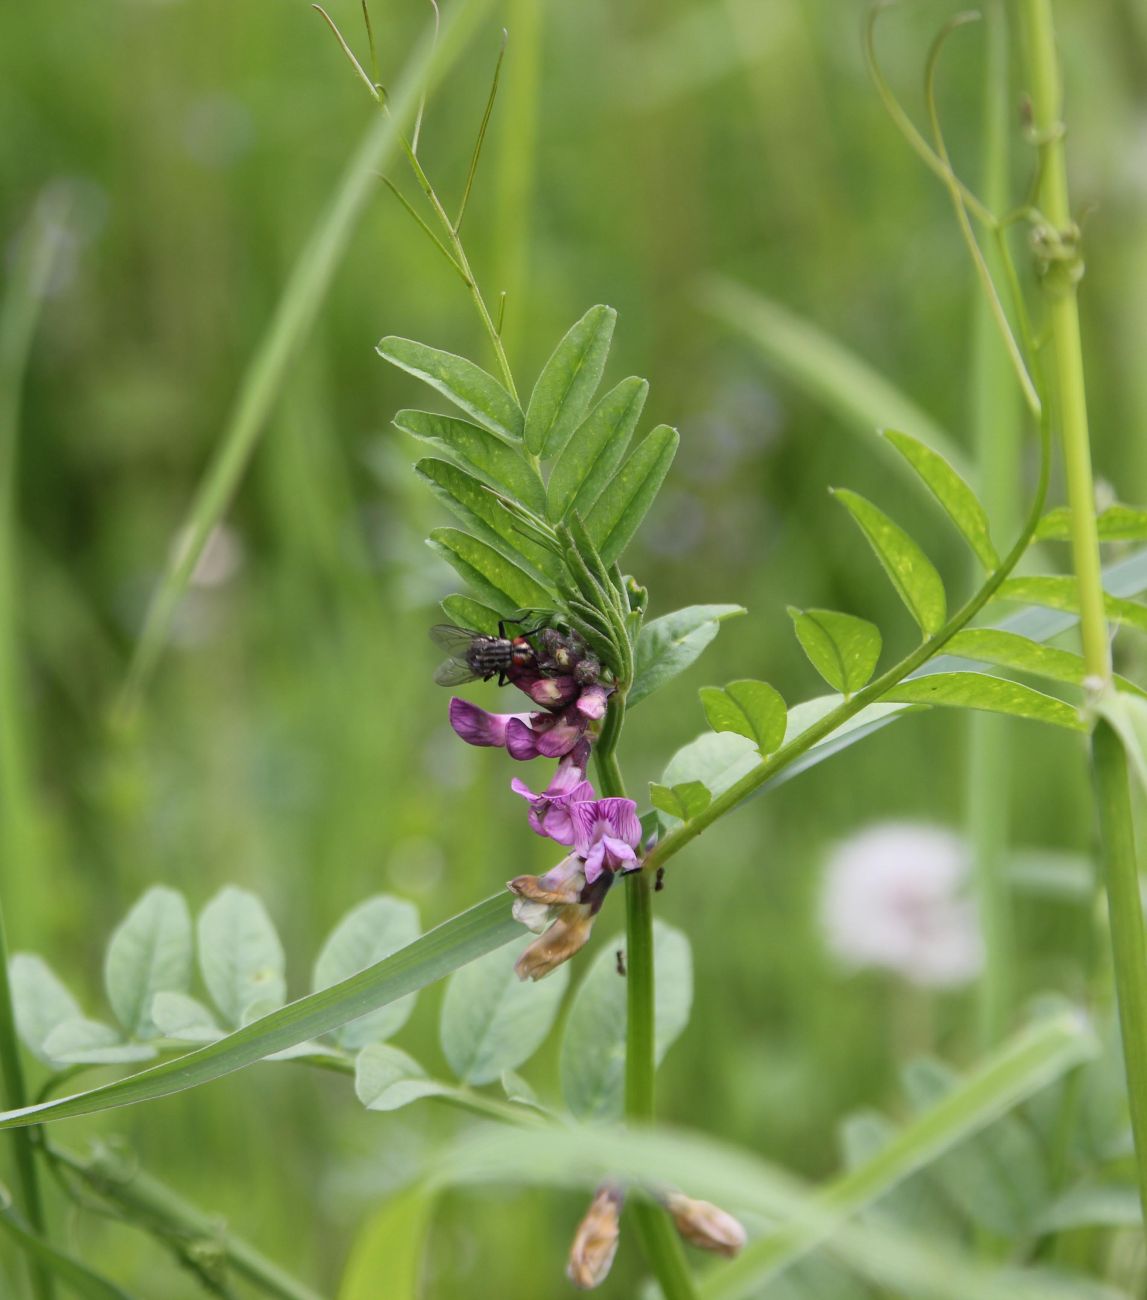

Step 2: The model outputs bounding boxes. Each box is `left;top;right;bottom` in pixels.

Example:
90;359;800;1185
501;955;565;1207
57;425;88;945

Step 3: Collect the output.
4;1;1147;1297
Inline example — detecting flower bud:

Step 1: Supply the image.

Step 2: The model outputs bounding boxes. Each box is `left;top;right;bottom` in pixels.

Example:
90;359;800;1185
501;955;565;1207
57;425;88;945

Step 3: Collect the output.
663;1191;746;1258
566;1184;623;1290
515;904;595;981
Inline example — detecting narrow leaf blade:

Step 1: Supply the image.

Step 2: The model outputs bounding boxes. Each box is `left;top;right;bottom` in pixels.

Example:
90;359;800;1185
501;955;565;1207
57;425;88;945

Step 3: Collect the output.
394;409;545;513
427;528;552;613
885;672;1085;730
883;429;999;569
377;337;523;441
524;304;616;457
585;425;679;565
415;459;560;579
547;376;648;520
833;488;947;636
314;896;421;1049
997;576;1147;633
0;896;521;1133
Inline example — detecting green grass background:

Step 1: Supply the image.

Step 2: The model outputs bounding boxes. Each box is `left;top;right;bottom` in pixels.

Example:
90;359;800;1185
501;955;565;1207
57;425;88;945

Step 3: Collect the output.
2;0;1146;1293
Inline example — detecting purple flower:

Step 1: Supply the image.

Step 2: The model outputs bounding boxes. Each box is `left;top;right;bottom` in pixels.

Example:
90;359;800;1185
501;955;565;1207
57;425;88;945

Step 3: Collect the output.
448;697;531;748
571;797;642;883
512;672;581;709
511;757;594;845
505;706;590;761
575;684;611;721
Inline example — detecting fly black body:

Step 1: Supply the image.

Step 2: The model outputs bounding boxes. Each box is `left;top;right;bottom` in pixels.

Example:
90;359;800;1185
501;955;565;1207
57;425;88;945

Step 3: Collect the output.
430;622;538;686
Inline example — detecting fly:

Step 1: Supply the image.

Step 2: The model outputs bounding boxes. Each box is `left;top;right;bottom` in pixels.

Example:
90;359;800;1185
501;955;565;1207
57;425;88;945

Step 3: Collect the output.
429;622;538;687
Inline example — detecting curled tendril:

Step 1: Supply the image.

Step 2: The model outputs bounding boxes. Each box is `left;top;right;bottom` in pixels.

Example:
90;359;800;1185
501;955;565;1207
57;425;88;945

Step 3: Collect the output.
922;9;1042;417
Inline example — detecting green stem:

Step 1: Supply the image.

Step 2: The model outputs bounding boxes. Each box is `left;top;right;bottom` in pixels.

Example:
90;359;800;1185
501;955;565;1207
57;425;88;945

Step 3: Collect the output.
594;701;700;1300
47;1143;322;1300
0;195;70;1300
1019;0;1109;682
643;434;1049;881
967;0;1021;1049
1092;722;1147;1219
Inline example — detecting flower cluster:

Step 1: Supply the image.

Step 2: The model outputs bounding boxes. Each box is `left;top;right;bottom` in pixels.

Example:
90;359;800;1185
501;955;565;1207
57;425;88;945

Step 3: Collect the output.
447;628;642;980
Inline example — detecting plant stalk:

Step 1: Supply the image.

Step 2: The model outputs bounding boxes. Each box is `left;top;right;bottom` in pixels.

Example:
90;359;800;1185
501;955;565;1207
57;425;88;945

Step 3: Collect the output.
967;0;1021;1049
48;1143;323;1300
1092;722;1147;1219
1019;0;1109;682
595;700;699;1300
0;196;71;1300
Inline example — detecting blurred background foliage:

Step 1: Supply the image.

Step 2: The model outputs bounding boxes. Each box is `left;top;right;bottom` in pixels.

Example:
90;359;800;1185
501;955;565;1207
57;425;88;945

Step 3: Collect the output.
2;0;1147;1293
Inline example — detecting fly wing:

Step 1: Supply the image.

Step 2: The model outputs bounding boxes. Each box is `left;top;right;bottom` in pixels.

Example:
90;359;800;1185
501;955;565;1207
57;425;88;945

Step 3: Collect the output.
433;656;481;687
429;623;479;653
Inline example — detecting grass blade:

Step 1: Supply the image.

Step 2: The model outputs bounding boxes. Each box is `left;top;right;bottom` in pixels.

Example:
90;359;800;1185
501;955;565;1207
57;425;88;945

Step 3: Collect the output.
0;895;519;1132
699;275;967;474
116;0;494;718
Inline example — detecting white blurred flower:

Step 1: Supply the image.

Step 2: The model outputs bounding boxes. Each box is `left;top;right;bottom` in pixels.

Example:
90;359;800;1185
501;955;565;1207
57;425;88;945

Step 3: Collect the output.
819;822;984;988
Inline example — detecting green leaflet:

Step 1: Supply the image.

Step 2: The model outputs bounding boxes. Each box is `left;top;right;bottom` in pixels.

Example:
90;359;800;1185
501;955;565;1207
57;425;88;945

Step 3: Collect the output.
9;954;82;1063
41;1019;155;1067
313;896;421;1050
440;594;504;636
560;921;692;1122
427;528;552;614
833;488;947;636
0;895;520;1133
1035;503;1147;543
700;680;787;755
377;337;523;441
997;575;1147;633
524;304;616;457
439;937;568;1085
197;887;286;1028
585;424;679;564
946;628;1147;700
337;1184;436;1300
648;780;711;822
883;429;999;569
788;607;882;696
629;604;746;709
415;458;561;580
660;732;760;807
546;376;648;521
885;672;1085;730
394;409;545;513
354;1044;451;1112
104;887;193;1041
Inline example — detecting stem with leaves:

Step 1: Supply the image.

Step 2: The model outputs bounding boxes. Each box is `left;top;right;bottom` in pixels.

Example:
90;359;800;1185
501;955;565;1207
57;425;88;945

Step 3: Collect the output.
1019;0;1147;1224
595;698;700;1300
